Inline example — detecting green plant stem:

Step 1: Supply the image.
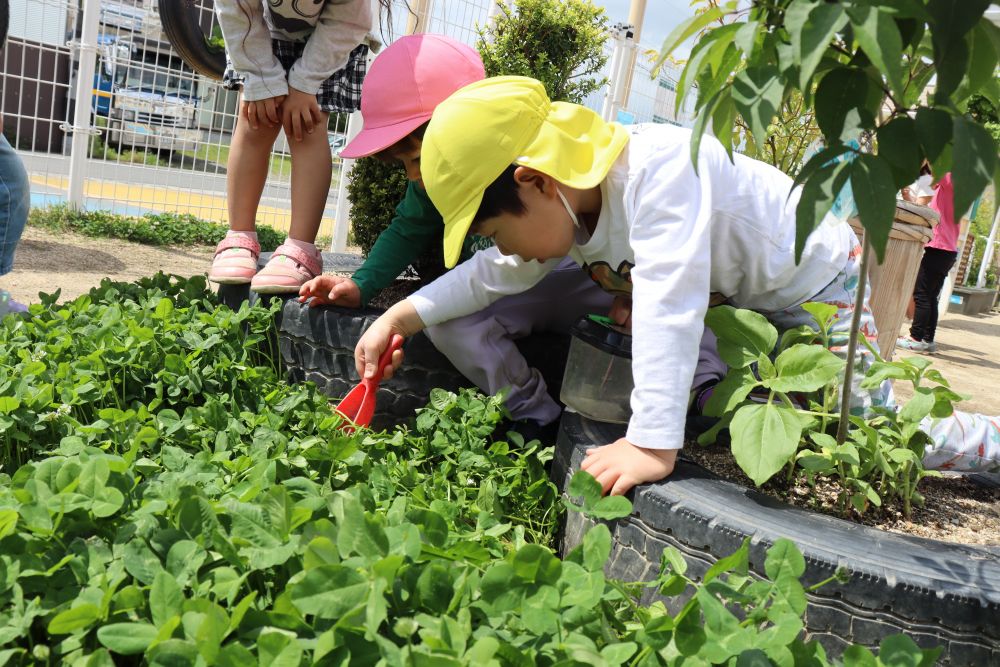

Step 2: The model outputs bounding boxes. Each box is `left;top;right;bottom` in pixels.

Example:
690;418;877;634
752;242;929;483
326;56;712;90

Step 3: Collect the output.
836;240;872;445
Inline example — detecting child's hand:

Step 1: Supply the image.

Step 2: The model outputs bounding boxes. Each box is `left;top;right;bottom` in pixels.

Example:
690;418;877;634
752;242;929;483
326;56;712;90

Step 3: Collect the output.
241;95;286;130
356;321;406;381
282;87;323;142
298;275;362;308
609;295;632;330
580;438;677;496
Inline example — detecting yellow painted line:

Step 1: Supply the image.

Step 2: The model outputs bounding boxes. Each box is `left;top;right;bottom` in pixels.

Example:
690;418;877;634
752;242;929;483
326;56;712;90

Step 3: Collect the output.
29;174;336;234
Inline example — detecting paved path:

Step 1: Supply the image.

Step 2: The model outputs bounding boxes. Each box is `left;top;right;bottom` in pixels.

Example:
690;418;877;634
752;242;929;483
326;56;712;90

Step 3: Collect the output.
21;152;344;236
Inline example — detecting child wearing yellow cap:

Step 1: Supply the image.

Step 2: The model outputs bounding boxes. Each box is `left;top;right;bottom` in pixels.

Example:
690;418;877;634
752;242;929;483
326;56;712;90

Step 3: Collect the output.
356;76;1000;495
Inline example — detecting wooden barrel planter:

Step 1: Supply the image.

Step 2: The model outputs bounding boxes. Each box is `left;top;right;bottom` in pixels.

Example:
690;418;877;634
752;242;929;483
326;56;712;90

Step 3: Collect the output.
849;201;938;359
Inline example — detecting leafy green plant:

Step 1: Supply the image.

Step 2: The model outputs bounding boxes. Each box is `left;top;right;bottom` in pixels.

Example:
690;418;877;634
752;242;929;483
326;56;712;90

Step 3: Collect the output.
0;275;937;664
477;0;610;105
701;304;961;517
28;205;287;251
661;1;999;263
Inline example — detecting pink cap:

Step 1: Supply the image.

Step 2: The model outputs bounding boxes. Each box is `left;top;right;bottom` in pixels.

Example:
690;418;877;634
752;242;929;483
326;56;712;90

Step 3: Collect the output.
340;34;486;159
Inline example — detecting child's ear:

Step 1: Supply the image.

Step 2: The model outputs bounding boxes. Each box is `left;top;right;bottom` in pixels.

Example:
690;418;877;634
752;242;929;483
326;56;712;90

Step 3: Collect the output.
513;166;553;196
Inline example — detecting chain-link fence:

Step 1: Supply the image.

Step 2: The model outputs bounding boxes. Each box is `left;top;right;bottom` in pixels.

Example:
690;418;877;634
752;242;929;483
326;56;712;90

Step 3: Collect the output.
2;0;691;250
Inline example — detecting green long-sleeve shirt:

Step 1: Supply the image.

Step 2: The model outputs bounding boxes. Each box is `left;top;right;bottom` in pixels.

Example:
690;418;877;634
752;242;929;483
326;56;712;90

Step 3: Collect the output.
352;181;493;305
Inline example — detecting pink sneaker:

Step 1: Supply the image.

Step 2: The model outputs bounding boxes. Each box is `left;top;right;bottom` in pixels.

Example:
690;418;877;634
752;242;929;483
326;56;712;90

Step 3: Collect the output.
251;242;322;294
208;234;261;285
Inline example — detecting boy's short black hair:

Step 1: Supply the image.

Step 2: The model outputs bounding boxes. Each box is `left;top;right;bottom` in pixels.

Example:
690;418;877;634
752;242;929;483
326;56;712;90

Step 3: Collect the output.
473;164;527;227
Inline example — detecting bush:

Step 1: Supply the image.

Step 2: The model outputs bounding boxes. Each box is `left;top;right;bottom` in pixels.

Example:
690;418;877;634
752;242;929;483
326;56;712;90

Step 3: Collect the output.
28;205;287;251
347;0;609;287
477;0;609;104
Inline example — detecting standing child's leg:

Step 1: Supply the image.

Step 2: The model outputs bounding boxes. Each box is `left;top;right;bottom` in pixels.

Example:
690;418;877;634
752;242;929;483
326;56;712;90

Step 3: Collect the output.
209;109;280;285
251;112;329;293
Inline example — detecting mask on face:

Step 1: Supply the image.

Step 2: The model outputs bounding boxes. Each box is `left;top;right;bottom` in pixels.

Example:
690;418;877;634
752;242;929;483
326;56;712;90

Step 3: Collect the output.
556;187;580;228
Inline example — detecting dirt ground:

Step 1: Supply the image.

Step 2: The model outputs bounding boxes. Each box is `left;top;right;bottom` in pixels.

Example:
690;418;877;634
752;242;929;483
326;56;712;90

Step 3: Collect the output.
892;308;1000;416
2;227;215;303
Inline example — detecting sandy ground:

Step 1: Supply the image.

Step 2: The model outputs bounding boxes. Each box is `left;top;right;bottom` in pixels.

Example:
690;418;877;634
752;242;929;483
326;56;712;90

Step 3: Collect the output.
2;227;215;303
4;225;1000;419
893;309;1000;416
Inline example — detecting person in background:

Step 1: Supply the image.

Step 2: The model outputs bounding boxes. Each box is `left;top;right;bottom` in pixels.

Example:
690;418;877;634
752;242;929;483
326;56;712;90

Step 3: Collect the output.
208;0;379;294
898;167;958;354
0;0;30;316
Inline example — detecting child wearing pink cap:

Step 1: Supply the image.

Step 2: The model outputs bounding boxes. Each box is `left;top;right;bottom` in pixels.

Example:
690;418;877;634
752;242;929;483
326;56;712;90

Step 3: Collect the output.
299;34;611;436
208;0;381;294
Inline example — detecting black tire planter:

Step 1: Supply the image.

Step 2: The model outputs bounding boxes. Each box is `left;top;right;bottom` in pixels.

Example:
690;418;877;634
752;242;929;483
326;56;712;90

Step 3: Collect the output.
275;298;571;430
553;411;1000;665
158;0;227;80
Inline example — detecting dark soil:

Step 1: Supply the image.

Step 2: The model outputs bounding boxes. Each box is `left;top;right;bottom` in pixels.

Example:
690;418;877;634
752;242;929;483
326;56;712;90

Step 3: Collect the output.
368;278;424;310
682;443;1000;546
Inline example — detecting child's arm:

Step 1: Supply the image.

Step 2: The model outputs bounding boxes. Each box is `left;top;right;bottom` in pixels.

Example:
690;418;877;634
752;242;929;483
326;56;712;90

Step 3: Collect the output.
354;249;559;377
407;246;558;327
288;0;371;98
214;0;288;101
351;183;448;306
581;137;716;496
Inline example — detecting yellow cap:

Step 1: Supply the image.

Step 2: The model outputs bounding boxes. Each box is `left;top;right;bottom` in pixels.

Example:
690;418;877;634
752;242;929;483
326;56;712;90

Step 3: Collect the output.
421;76;629;268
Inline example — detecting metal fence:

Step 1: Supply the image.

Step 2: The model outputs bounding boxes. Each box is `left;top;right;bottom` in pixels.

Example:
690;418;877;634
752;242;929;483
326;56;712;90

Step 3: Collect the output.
1;0;692;251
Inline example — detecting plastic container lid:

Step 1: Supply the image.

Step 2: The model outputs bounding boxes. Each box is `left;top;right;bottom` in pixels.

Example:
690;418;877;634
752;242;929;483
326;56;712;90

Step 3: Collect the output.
570;315;632;359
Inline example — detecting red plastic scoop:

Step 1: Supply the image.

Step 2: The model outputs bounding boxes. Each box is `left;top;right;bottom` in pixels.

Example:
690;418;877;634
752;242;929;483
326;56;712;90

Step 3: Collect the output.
334;334;404;432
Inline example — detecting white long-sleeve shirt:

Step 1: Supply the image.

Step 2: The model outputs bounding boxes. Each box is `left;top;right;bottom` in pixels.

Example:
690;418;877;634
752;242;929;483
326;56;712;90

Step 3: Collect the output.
410;124;853;450
215;0;371;101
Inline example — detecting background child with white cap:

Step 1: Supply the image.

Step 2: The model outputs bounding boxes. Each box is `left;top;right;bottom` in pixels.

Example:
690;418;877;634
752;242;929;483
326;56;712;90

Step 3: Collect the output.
355;76;999;495
298;37;610;439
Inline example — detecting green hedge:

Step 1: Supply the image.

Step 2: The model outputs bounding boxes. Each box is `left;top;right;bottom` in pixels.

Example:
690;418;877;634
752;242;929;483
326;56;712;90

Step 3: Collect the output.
28;205;287;251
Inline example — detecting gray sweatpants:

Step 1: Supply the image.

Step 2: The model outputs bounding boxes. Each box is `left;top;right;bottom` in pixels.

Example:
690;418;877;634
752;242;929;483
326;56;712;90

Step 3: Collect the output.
425;257;613;425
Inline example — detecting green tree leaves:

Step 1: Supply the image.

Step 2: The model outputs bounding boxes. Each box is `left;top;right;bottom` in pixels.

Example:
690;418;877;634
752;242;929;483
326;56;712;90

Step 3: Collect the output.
666;0;999;274
786;2;848;89
733;65;784;149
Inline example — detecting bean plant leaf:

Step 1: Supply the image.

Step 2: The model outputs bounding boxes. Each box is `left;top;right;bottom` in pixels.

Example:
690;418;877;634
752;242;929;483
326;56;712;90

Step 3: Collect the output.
582;525;612;572
149;572;182;629
704;367;757;418
766;345;844;393
900;387;935;423
512;544;562;585
704;306;778;369
952;115;997;221
48;604;101;635
786;1;848;89
290;565;369;619
567;470;602;508
589;496;633;520
877;634;943;667
730;403;804;486
97;622;159;655
851;154;897;262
